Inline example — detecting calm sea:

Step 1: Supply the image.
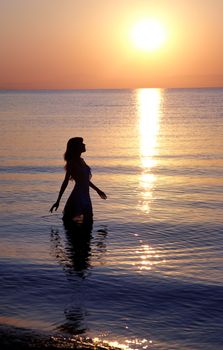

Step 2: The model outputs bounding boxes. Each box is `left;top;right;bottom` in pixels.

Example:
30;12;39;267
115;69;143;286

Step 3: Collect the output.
0;88;222;350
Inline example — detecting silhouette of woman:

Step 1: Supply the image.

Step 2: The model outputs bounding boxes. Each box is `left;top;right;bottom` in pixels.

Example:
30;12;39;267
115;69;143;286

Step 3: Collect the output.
50;137;106;225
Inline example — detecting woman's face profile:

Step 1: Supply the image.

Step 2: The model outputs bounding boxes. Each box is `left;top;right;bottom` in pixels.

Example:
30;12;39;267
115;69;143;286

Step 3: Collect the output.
80;142;86;153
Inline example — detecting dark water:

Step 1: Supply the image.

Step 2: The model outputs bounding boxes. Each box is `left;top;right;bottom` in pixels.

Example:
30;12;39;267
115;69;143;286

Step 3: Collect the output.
0;88;223;349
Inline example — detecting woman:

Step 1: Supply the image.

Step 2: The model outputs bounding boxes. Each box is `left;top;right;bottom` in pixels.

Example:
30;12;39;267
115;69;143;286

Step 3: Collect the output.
50;137;106;225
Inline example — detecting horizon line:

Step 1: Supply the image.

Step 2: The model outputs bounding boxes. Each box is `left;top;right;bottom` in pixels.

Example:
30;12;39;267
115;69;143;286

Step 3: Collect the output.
0;85;223;92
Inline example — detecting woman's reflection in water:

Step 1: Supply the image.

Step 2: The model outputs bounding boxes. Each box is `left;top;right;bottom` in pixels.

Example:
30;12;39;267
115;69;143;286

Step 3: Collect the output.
63;220;93;278
50;221;107;335
51;221;93;278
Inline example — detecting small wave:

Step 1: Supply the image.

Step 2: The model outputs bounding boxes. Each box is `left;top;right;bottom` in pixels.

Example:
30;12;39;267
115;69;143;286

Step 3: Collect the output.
0;165;141;175
0;165;62;174
0;324;125;350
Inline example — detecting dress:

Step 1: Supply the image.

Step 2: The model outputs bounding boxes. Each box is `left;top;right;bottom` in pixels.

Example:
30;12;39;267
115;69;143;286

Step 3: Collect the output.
63;159;93;223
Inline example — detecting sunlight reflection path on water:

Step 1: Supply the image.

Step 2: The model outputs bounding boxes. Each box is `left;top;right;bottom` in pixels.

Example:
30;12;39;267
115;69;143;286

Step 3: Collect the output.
137;88;162;214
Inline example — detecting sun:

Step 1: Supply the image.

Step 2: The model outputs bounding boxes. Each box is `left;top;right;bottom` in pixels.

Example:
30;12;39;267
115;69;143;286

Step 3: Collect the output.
131;19;166;52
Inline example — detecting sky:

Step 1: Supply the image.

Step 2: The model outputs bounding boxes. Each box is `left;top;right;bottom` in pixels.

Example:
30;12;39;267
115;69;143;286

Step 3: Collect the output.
0;0;222;89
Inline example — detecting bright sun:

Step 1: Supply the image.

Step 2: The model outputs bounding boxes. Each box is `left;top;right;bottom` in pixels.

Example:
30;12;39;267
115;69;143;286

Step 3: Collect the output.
131;19;166;52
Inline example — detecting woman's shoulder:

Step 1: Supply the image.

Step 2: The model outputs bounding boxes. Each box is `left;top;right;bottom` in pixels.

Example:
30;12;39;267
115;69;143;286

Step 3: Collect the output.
81;158;92;174
81;158;90;167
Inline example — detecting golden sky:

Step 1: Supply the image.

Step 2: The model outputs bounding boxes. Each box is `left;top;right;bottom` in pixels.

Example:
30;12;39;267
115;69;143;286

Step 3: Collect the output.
0;0;222;89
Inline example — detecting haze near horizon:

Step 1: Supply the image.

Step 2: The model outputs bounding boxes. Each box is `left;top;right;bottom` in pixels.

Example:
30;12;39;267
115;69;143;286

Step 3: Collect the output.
0;0;222;89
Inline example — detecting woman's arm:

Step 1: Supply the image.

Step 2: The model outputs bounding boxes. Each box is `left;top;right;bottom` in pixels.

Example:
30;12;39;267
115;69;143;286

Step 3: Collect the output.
50;171;70;212
89;181;107;199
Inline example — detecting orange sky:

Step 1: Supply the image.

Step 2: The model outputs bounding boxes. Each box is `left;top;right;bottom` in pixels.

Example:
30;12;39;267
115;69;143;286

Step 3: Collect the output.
0;0;222;89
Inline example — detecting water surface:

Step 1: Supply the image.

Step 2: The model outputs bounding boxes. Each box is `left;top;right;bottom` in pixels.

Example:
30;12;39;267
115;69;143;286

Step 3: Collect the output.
0;88;223;349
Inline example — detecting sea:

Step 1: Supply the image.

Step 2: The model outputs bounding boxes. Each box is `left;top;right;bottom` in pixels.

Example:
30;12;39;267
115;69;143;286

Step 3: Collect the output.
0;88;222;350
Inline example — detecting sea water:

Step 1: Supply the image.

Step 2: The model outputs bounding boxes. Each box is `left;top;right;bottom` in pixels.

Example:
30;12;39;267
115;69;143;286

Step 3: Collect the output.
0;88;222;349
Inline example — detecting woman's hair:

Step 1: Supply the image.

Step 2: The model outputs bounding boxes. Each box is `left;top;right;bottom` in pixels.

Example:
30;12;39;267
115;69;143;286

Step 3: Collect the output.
64;137;83;173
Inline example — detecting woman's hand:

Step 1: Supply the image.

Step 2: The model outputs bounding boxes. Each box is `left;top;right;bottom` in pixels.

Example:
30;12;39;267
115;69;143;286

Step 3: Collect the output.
50;201;60;213
89;181;107;199
97;189;107;200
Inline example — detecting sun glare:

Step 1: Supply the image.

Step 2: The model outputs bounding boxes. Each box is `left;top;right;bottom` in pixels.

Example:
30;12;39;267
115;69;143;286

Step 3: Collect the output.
131;19;166;52
138;88;162;213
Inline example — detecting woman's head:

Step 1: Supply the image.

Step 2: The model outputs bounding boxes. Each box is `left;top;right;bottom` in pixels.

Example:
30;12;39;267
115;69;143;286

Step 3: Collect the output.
64;137;86;162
